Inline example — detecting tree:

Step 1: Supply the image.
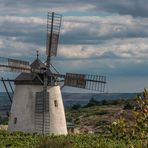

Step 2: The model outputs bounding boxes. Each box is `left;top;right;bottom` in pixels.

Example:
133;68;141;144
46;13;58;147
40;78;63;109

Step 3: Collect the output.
123;102;133;110
71;103;81;110
85;97;99;107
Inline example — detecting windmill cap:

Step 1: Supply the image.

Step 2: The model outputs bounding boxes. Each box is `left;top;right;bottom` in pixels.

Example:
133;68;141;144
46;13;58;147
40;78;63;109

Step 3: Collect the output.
30;58;46;70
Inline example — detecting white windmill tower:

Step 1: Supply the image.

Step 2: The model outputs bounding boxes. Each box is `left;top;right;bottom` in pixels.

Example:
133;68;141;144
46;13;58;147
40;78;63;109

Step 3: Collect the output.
0;12;106;135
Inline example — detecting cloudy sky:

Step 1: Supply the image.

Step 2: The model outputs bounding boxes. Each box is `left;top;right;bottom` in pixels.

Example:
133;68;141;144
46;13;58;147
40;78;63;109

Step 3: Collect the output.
0;0;148;93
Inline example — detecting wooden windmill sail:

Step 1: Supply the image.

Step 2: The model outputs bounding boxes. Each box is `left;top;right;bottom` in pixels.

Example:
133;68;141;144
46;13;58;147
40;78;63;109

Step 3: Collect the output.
0;12;106;135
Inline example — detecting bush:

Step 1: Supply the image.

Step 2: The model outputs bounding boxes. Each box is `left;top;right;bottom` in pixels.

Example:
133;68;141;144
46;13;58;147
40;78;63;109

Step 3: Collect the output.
84;98;124;108
0;117;8;125
94;111;108;115
71;103;81;110
101;100;108;105
108;88;148;147
84;98;99;107
123;102;133;110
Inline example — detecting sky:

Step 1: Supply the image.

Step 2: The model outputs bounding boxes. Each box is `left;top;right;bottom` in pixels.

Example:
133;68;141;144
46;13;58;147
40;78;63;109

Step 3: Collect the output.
0;0;148;93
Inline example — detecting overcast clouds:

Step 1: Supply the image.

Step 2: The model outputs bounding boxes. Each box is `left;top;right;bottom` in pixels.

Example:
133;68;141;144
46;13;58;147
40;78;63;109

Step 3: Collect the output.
0;0;148;92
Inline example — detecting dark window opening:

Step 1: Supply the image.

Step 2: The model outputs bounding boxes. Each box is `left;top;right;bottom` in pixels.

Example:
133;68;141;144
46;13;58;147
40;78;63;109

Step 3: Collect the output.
14;117;17;124
54;100;58;107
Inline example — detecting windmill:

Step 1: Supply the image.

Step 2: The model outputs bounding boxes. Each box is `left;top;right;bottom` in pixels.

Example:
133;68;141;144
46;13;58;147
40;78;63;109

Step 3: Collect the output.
0;12;106;135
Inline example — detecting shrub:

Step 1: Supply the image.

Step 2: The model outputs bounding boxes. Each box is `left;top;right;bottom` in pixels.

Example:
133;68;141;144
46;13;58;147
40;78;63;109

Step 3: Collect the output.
71;103;81;110
123;102;133;110
108;88;148;147
0;117;8;125
84;97;99;107
94;111;108;115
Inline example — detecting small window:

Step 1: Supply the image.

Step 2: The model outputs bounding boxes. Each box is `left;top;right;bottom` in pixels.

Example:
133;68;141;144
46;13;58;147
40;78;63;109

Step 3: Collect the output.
54;100;58;107
14;117;17;124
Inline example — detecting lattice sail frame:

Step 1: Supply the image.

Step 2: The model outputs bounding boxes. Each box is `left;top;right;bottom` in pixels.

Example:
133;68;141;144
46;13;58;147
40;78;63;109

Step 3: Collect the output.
0;57;31;73
46;12;62;57
64;73;106;92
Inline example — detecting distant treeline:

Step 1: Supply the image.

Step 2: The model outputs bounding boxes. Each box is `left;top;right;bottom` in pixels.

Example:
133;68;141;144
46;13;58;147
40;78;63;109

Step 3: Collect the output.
71;97;135;110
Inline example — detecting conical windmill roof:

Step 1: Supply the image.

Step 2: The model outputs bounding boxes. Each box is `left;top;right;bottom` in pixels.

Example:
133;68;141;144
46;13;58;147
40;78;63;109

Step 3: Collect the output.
30;58;46;70
14;58;45;85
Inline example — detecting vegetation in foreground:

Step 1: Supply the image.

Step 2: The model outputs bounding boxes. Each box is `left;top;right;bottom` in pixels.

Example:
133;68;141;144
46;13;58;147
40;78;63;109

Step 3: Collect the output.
0;130;147;148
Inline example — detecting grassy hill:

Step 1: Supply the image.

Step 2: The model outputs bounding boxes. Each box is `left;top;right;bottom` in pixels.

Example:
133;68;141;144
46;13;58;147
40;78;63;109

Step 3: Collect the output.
66;105;123;133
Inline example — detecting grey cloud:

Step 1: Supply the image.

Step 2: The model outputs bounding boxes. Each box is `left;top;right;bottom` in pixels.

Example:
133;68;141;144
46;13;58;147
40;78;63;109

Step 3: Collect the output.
0;19;46;46
1;1;148;47
98;51;120;59
1;15;148;61
61;20;148;45
90;0;148;18
0;0;88;16
1;0;148;17
52;56;148;77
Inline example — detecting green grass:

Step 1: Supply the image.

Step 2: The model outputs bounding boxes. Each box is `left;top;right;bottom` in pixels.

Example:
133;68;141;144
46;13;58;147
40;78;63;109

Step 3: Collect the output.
0;130;147;148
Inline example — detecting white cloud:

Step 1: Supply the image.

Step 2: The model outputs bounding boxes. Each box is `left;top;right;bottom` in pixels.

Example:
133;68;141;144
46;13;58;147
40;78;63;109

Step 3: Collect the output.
0;16;45;25
0;13;148;62
0;0;95;16
0;39;5;48
58;37;148;60
0;37;44;58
